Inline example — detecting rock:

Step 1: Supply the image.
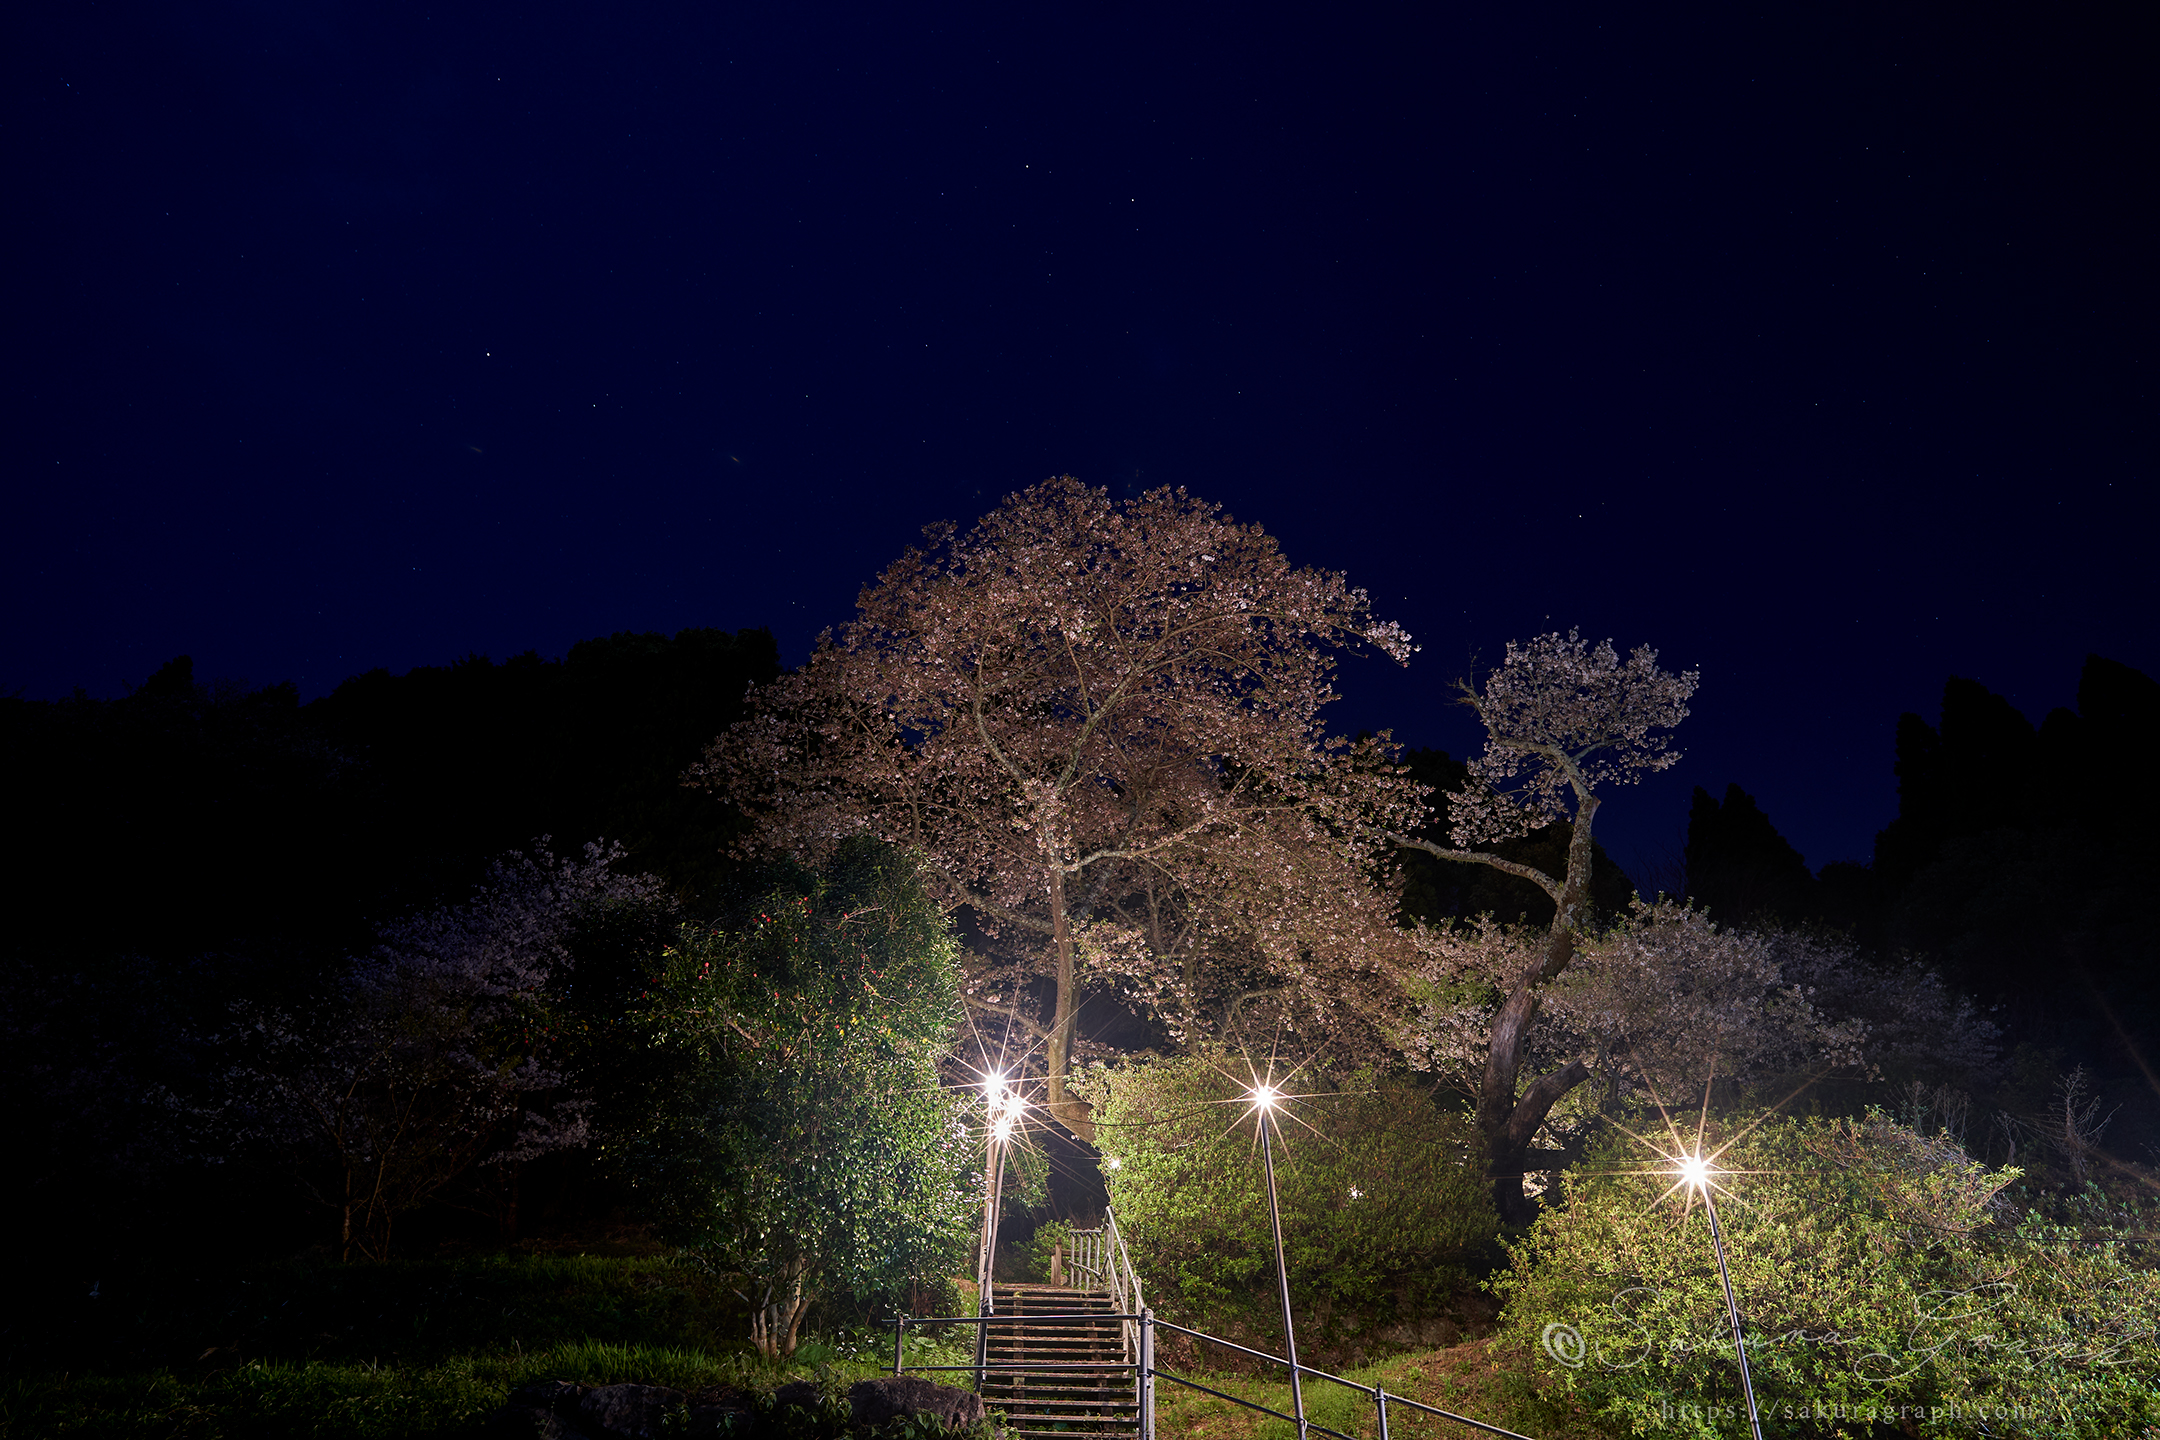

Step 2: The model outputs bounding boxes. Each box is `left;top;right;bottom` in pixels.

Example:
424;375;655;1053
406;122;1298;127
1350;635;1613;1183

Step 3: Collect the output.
490;1381;594;1439
488;1405;588;1440
577;1382;690;1439
772;1379;826;1412
685;1385;755;1437
685;1403;748;1436
509;1380;593;1415
847;1376;986;1432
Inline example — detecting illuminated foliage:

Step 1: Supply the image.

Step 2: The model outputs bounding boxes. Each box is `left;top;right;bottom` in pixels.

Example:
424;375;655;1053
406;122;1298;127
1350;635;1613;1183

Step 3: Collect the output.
1496;1113;2160;1438
616;839;975;1359
1076;1056;1496;1330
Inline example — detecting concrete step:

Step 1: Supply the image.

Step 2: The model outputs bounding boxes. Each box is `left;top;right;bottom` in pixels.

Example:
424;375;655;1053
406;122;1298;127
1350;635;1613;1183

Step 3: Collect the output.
980;1281;1135;1433
1002;1421;1139;1433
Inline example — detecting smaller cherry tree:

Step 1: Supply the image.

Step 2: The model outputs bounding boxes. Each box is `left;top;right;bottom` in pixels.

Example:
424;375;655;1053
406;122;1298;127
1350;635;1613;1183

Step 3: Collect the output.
1541;901;1870;1100
212;842;665;1260
1388;630;1697;1221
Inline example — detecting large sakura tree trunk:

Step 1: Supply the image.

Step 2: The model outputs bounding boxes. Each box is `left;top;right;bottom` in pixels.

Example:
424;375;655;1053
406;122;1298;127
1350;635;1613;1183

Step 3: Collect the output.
1479;797;1600;1225
1043;864;1095;1140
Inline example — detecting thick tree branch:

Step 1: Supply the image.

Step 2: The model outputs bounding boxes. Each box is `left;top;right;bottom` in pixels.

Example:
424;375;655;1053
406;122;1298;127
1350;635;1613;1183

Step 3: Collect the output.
1503;1057;1592;1153
962;888;1057;936
960;993;1054;1041
1382;830;1565;902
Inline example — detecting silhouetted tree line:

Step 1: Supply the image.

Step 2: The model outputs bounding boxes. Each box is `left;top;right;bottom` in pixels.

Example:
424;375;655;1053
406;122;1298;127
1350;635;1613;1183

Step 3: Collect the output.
1679;655;2160;1160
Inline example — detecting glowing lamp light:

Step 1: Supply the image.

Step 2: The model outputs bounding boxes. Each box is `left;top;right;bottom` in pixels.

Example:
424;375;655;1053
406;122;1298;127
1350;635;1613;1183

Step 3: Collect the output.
1676;1153;1711;1192
1249;1084;1280;1112
993;1114;1016;1143
1105;1156;1122;1171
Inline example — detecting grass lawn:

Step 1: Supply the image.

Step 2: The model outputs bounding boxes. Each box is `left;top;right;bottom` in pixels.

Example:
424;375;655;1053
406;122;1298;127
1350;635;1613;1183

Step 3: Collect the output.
1152;1342;1614;1440
3;1255;1608;1439
2;1253;977;1439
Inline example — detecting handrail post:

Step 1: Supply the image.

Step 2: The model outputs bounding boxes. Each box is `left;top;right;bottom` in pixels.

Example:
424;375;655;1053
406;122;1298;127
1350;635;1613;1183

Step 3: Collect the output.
1375;1386;1390;1440
973;1290;988;1394
974;1121;1007;1395
892;1315;904;1377
1138;1308;1156;1440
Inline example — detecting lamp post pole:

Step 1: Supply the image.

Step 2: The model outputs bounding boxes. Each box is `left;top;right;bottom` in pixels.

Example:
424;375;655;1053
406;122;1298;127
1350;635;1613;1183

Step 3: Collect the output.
1257;1101;1307;1440
1700;1187;1763;1440
1679;1157;1762;1440
975;1077;1017;1391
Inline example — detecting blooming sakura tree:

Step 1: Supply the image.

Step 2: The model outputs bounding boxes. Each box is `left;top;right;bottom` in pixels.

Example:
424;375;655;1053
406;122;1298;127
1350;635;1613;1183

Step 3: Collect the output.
215;842;666;1259
698;477;1417;1134
1540;900;1870;1098
1387;630;1698;1220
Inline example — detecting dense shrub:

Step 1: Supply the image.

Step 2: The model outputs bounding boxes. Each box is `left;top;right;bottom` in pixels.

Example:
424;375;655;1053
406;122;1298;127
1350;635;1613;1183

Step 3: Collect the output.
1494;1111;2160;1438
1021;1220;1075;1283
1076;1055;1497;1328
613;839;977;1357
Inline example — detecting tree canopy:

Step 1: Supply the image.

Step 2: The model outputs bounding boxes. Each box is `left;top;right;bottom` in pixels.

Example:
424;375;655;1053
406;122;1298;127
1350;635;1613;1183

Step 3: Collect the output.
700;477;1417;1133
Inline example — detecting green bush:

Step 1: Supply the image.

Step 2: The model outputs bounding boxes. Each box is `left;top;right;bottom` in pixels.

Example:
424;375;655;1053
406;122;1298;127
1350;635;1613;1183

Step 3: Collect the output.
1022;1220;1075;1283
1076;1056;1497;1328
613;840;977;1356
1494;1111;2160;1438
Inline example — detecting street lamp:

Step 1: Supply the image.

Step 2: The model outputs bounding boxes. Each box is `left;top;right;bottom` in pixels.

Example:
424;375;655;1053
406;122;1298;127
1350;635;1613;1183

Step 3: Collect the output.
1248;1084;1307;1440
1671;1150;1763;1440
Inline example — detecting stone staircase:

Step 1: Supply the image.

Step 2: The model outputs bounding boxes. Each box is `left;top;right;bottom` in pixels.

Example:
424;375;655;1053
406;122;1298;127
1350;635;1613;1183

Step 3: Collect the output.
979;1283;1139;1439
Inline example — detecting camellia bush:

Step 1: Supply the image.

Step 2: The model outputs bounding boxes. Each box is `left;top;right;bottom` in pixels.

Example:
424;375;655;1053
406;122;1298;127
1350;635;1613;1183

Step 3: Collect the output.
1077;1054;1497;1330
1494;1110;2160;1438
614;839;977;1359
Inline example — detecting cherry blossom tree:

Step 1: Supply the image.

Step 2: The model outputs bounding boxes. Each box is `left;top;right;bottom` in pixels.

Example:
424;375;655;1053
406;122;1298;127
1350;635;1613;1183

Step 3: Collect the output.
1538;900;1870;1098
697;477;1417;1135
1386;630;1698;1220
213;842;667;1259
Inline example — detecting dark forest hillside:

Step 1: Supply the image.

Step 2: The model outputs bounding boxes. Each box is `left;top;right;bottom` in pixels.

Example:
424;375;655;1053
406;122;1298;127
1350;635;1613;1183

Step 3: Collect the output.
2;628;777;1267
1682;655;2160;1158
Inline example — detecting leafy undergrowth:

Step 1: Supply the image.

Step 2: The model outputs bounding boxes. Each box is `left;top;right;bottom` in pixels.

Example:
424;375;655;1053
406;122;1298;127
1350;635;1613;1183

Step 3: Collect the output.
1154;1341;1617;1440
1;1253;980;1439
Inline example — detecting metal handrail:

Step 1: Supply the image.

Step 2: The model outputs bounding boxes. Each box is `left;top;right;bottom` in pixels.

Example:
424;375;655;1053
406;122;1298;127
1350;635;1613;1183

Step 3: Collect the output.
920;1195;1540;1440
1151;1319;1540;1440
1065;1207;1144;1366
886;1309;1538;1440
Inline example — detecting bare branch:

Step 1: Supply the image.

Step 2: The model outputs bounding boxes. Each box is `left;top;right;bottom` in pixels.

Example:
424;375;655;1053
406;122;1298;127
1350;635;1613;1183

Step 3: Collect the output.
1382;829;1564;902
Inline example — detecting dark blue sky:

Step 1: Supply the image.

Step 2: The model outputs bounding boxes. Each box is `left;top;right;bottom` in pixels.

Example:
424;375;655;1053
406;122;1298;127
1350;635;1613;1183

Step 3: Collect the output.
6;1;2153;877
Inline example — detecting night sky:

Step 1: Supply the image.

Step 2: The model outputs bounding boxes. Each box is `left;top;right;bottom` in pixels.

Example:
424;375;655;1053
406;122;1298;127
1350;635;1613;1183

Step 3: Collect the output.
7;2;2153;878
